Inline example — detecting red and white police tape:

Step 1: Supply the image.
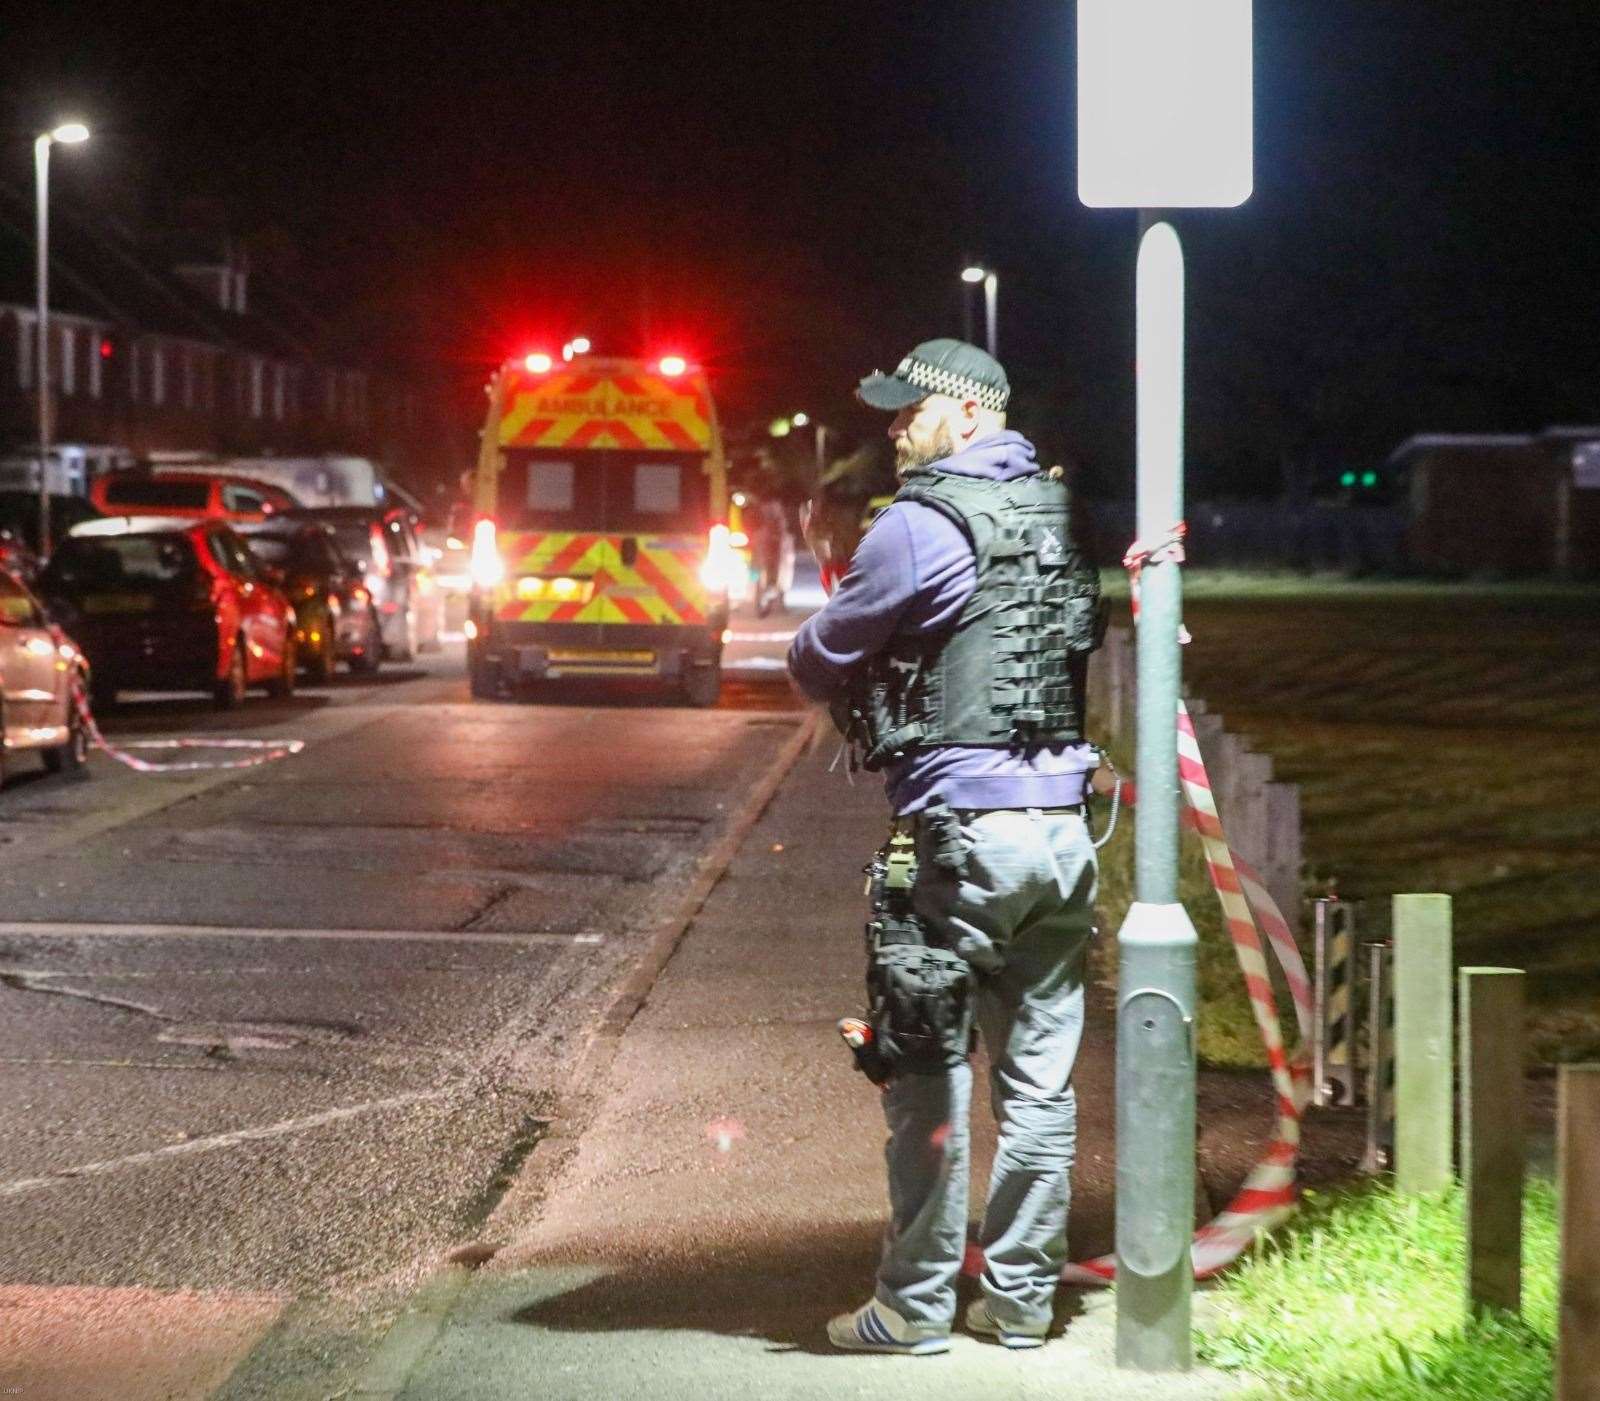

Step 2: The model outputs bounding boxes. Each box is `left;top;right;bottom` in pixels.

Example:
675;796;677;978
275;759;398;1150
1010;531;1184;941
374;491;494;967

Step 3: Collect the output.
72;682;306;774
1057;524;1313;1283
1048;704;1314;1286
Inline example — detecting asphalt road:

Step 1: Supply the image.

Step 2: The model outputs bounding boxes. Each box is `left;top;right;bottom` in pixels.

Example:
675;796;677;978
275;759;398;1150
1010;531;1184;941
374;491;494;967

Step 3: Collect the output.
0;607;812;1396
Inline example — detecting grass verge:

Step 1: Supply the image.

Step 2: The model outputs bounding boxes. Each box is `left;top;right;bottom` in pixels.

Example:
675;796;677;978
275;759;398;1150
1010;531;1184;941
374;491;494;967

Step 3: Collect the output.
1092;571;1600;1067
1198;1179;1557;1399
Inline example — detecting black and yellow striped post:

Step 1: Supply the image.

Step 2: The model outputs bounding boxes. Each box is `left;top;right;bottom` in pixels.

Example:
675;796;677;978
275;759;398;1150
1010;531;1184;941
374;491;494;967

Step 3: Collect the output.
1312;898;1357;1108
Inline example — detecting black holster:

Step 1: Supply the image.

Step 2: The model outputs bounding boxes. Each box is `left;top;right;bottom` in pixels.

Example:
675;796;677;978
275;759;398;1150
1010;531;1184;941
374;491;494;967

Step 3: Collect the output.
846;825;974;1085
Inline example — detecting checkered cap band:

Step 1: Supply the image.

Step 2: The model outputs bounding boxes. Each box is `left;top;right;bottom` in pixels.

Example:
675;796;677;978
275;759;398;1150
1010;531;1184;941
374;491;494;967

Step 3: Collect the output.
897;356;1009;411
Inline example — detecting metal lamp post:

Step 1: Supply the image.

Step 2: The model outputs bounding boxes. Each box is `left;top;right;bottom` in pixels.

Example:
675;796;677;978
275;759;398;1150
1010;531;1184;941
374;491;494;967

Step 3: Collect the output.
961;265;997;356
791;412;828;476
34;120;90;558
1078;0;1253;1372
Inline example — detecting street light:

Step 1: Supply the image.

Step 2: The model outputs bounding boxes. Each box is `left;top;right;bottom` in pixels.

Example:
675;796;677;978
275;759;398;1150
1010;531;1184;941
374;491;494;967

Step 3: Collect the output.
34;120;90;557
783;412;828;475
1078;0;1252;1373
960;265;998;357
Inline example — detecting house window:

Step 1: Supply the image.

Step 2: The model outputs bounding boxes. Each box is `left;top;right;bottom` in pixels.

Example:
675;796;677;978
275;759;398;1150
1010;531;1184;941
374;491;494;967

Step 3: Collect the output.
128;342;141;402
59;325;75;396
150;345;165;406
249;358;265;417
88;331;103;399
273;363;287;420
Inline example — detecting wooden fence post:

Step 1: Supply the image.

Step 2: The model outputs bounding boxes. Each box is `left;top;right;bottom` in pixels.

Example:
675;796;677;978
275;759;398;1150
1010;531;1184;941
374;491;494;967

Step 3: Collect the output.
1459;967;1524;1316
1558;1064;1600;1401
1393;894;1453;1194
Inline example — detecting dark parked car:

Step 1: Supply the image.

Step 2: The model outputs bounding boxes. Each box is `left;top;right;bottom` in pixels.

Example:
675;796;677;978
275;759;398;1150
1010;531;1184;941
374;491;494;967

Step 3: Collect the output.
40;517;297;709
238;521;381;680
0;564;90;785
0;491;102;579
284;506;440;660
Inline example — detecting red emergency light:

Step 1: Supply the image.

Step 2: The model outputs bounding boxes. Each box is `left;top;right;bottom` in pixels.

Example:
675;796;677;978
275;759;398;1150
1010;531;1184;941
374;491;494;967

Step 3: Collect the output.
657;354;688;378
523;352;554;374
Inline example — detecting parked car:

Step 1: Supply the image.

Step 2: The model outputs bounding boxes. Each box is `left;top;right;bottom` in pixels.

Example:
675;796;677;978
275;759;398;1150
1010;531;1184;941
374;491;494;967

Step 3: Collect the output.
0;564;90;785
40;517;297;709
285;506;440;660
238;521;382;680
89;470;298;524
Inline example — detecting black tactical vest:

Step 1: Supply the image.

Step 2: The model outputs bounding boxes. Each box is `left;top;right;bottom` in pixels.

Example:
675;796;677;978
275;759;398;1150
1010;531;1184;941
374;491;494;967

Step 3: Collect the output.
840;468;1106;771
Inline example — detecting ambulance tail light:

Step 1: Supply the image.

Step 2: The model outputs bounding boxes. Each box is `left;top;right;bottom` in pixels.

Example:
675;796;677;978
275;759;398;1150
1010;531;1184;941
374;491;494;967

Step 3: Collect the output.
469;518;506;589
699;523;741;594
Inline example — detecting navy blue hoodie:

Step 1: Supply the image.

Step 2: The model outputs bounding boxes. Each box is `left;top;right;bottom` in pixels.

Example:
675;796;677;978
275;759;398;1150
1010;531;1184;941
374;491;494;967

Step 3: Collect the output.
788;430;1096;815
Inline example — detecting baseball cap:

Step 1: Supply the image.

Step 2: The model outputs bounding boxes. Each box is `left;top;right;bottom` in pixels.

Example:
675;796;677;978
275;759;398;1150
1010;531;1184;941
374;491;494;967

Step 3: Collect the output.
856;338;1010;413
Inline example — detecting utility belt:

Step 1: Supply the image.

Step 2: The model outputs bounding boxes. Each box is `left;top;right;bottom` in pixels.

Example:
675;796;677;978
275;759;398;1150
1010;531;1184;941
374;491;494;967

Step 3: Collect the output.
838;799;976;1086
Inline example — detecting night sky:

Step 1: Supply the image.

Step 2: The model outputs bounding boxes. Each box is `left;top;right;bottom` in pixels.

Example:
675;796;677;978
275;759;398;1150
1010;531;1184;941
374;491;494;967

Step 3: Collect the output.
5;1;1600;497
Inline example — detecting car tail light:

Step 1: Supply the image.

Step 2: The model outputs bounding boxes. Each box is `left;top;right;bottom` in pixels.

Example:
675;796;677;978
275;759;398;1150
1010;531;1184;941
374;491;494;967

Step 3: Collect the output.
469;518;505;589
350;585;370;604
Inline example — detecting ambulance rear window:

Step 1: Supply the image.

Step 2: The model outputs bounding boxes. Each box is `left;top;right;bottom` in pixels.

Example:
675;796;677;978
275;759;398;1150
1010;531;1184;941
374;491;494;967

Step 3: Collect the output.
526;461;575;512
632;463;681;514
500;452;709;534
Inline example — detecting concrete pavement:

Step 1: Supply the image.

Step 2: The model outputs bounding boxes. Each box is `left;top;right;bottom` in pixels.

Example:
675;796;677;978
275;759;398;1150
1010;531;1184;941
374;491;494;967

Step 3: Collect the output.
361;724;1254;1399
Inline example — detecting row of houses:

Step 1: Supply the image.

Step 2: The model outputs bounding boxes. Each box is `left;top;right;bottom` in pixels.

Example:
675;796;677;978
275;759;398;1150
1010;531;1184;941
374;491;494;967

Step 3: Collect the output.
0;183;462;494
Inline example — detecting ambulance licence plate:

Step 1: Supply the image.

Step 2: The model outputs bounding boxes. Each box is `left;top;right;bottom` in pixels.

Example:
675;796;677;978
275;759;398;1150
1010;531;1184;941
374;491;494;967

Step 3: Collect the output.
548;649;656;665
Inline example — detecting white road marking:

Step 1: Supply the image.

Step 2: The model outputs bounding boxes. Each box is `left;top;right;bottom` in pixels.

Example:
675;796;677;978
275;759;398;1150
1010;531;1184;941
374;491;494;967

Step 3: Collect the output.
0;1086;459;1198
0;921;603;946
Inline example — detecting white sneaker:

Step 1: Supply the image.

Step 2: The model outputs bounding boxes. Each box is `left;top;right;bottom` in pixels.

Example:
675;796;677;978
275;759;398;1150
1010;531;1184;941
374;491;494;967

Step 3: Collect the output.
826;1299;950;1355
965;1297;1049;1349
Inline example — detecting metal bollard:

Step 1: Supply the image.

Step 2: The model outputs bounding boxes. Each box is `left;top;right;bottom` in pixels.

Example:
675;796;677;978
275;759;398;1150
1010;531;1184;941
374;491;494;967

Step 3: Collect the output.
1359;940;1396;1174
1312;898;1358;1107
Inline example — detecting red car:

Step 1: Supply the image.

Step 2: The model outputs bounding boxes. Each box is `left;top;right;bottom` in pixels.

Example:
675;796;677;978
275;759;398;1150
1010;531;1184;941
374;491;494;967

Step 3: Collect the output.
89;470;298;524
39;517;297;709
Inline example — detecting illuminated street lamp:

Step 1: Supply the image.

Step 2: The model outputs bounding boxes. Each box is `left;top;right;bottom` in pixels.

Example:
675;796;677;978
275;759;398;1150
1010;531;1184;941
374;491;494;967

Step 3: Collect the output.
961;265;998;357
33;120;90;556
1078;0;1252;1373
781;412;828;474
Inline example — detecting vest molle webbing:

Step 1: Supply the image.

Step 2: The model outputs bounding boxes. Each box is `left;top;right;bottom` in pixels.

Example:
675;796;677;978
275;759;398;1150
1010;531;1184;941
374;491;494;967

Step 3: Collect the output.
853;469;1106;770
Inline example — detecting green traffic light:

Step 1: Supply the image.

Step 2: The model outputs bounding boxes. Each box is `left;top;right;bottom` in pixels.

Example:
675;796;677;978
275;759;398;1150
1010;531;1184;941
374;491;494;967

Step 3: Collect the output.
1361;471;1378;487
1340;471;1357;487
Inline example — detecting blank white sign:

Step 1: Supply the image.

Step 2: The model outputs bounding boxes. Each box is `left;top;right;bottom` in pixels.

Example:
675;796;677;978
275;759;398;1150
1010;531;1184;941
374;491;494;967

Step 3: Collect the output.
1078;0;1253;209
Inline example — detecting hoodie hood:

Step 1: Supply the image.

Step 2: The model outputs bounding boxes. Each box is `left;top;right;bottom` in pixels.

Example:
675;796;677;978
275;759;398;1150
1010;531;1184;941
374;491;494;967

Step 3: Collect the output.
910;430;1040;483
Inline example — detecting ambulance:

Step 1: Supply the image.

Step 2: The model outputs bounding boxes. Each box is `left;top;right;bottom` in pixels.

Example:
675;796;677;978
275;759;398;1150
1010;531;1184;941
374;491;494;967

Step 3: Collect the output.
465;352;739;706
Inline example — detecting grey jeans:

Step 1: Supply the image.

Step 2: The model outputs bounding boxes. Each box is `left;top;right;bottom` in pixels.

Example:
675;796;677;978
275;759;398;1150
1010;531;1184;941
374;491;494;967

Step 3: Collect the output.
873;807;1096;1332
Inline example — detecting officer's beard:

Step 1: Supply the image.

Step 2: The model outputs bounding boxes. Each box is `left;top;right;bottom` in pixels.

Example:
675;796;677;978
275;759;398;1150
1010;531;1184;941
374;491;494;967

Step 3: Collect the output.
894;424;957;477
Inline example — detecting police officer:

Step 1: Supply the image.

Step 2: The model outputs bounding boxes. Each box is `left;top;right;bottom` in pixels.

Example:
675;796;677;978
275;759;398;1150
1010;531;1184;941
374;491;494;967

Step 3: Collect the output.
788;339;1105;1354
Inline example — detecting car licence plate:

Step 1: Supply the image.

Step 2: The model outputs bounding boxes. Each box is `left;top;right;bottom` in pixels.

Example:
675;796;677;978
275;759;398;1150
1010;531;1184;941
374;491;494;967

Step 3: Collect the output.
80;594;156;614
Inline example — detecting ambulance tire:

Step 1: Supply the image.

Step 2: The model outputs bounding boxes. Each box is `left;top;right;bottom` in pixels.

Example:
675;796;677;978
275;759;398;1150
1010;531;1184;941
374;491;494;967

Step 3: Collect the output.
682;663;722;709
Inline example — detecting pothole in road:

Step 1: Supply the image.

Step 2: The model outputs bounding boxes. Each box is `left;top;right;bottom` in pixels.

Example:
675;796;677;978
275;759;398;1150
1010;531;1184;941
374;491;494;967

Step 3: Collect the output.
157;1018;364;1054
